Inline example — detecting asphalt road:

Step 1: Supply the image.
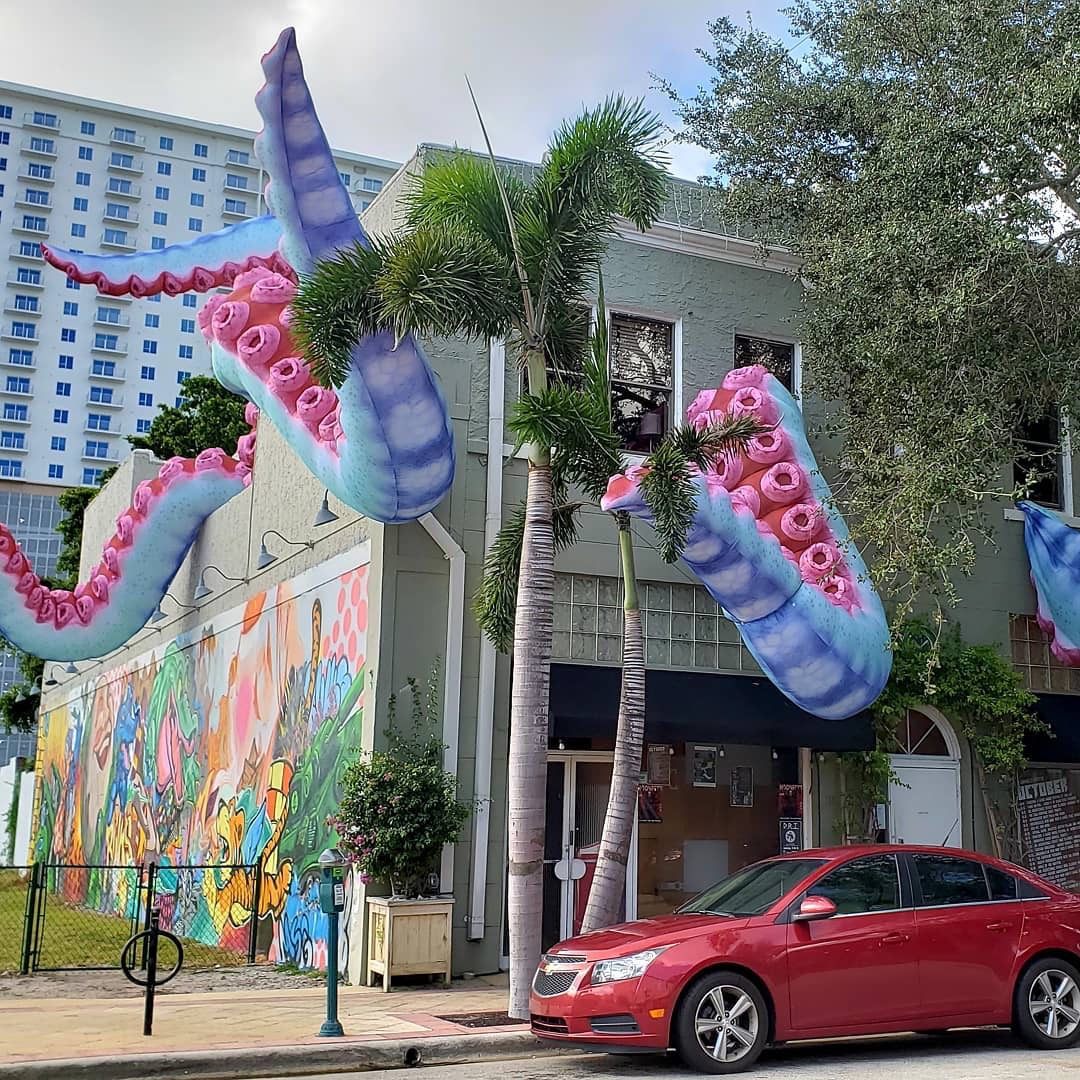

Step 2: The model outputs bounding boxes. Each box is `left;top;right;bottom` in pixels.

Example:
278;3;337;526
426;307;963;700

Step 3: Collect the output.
252;1028;1080;1079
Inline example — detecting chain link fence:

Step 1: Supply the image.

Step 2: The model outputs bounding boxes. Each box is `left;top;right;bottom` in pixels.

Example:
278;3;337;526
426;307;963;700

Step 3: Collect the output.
0;867;33;973
12;861;262;973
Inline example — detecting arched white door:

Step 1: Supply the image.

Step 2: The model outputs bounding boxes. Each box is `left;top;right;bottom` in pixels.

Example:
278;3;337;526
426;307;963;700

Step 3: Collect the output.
886;706;962;847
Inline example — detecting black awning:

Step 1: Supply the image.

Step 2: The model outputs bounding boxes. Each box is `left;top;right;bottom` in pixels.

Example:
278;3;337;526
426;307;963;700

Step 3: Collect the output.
550;662;875;751
1026;693;1080;763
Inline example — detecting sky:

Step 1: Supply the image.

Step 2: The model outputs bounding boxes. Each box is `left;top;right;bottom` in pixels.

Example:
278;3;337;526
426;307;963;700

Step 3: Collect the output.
0;0;791;181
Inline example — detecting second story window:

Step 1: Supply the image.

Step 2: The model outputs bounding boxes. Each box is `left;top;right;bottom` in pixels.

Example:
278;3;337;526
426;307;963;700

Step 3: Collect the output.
1015;406;1066;510
609;313;675;453
734;334;796;394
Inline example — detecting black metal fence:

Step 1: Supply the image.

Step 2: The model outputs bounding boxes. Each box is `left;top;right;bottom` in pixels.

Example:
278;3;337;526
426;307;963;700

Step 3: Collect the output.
1;861;262;974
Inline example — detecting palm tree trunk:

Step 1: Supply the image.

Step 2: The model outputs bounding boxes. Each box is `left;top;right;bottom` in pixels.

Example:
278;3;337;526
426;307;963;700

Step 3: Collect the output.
506;350;554;1020
579;512;645;934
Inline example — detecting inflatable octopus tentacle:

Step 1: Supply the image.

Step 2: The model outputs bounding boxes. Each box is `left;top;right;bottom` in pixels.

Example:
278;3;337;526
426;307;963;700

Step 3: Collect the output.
254;27;367;273
42;215;288;297
0;27;456;664
1019;500;1080;664
602;365;892;720
0;442;254;661
239;27;455;523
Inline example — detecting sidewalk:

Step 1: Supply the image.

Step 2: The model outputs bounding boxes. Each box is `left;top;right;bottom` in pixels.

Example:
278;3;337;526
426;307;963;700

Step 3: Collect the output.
0;973;562;1079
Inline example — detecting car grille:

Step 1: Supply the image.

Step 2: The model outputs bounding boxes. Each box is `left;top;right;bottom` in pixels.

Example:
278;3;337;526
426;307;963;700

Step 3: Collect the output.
533;968;577;996
543;953;586;964
532;1014;570;1035
589;1014;641;1035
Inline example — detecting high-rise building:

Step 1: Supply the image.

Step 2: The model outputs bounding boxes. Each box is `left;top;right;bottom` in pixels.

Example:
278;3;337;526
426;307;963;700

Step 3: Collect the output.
0;80;399;694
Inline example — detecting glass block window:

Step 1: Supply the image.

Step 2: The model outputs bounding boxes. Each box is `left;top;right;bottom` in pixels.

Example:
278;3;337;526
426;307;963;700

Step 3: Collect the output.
551;573;758;672
1010;614;1080;693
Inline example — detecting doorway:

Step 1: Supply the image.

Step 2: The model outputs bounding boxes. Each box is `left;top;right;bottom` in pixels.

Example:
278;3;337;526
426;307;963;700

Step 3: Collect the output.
542;752;637;950
887;707;962;847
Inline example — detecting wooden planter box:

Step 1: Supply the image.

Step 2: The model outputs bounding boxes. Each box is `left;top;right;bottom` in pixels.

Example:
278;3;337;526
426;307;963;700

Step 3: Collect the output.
365;896;454;992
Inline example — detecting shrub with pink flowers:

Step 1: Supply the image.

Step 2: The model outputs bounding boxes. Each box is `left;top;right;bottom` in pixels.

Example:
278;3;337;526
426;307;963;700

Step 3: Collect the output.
330;664;470;898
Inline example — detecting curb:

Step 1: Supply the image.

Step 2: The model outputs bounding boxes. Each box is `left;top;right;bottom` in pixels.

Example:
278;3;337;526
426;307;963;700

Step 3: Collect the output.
0;1031;570;1080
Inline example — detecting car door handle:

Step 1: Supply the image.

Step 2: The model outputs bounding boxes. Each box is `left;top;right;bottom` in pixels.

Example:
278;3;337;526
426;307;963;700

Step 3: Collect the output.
879;932;910;946
986;922;1011;933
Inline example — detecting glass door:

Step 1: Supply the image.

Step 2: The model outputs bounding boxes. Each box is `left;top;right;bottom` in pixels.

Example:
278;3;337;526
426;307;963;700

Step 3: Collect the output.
542;754;636;950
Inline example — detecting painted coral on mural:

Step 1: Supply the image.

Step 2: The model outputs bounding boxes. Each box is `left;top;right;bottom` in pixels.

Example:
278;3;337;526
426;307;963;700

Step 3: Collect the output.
33;548;370;971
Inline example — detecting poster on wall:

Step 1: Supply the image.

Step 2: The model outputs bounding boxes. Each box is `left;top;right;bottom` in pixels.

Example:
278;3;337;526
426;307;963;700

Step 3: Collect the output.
33;544;373;977
1016;768;1080;892
778;784;804;818
779;818;803;853
647;744;672;786
691;745;718;788
638;785;663;823
730;767;754;807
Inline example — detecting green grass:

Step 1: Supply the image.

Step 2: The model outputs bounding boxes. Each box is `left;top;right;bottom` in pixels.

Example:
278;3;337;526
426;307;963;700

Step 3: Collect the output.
0;872;244;973
0;871;31;972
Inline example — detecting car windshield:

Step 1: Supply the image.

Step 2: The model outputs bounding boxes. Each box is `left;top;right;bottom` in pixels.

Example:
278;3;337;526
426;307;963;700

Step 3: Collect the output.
677;858;827;917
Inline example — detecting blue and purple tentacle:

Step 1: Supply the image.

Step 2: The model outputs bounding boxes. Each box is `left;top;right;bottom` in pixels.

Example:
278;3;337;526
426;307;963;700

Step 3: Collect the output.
0;449;251;660
43;215;287;296
0;27;456;664
603;366;892;720
246;26;455;522
1020;500;1080;664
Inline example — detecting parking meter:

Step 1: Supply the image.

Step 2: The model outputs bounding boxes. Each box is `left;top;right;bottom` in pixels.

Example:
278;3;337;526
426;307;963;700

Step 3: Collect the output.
317;847;346;1037
319;847;347;914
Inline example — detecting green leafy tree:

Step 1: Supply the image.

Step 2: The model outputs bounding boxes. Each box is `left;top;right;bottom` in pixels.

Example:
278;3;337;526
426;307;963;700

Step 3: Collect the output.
665;0;1080;615
476;284;761;932
294;98;669;1016
128;374;248;459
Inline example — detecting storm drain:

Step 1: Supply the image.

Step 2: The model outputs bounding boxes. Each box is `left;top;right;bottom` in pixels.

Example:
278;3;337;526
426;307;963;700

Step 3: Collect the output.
436;1011;525;1028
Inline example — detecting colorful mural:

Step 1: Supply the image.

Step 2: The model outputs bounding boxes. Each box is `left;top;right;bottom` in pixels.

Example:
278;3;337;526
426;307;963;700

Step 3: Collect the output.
34;546;370;971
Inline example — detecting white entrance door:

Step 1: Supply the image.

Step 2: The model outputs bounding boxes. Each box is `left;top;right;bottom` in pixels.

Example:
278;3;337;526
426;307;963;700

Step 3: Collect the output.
543;753;638;948
886;707;962;848
888;762;961;846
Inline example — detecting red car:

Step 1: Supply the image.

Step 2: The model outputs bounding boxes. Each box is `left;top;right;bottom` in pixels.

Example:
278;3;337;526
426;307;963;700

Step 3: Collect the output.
531;844;1080;1074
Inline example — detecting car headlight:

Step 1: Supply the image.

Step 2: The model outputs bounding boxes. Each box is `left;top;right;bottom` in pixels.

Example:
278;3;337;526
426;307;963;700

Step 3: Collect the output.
591;946;669;985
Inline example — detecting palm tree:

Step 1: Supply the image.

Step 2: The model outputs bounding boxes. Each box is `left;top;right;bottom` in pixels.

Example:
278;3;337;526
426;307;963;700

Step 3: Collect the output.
475;285;762;934
293;99;670;1016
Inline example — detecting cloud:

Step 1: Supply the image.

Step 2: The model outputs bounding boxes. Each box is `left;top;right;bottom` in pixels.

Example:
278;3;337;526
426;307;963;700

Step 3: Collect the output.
0;0;789;178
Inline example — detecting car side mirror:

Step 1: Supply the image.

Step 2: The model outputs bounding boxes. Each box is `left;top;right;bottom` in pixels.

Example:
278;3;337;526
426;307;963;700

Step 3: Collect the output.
793;895;837;922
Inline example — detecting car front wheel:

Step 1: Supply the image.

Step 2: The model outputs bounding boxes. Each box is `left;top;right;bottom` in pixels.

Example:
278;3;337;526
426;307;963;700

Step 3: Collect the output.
673;969;769;1074
1014;957;1080;1050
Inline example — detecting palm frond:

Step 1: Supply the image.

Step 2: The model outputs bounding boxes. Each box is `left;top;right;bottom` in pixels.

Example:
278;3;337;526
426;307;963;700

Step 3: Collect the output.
292;241;387;388
638;438;700;564
376;227;517;343
537;96;669;231
540;295;593;374
510;385;622;502
402;149;527;262
473;496;582;651
668;415;766;469
640;415;765;562
464;80;541;342
580;277;612;420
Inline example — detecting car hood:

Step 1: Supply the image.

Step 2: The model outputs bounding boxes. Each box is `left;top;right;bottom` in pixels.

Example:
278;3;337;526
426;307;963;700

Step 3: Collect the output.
549;913;750;957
